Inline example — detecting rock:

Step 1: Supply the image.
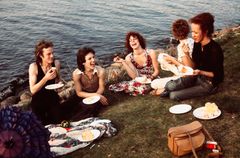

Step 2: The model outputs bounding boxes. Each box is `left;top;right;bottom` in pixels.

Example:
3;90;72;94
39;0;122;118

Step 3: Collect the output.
58;87;75;103
20;90;32;101
105;65;126;83
0;96;19;108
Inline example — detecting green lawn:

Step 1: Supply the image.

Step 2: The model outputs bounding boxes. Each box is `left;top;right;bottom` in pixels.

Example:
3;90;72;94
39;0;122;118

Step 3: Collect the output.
63;27;240;158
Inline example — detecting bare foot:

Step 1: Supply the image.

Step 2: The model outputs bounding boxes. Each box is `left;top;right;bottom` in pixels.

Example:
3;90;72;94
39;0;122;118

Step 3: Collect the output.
150;88;165;96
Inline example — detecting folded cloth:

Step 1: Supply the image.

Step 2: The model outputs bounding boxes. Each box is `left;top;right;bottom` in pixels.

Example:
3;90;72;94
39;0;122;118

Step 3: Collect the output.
45;117;117;157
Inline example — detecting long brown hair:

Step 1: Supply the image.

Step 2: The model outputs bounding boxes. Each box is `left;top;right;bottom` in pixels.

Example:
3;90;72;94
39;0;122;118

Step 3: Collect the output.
189;12;215;38
125;31;146;54
34;40;53;64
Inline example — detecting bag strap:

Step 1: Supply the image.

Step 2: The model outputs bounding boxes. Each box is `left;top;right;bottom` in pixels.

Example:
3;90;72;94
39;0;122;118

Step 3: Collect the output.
187;132;199;158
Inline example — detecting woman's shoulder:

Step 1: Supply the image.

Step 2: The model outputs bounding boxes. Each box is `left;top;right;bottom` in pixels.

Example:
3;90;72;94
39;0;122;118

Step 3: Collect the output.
96;66;105;75
72;68;82;77
29;62;38;70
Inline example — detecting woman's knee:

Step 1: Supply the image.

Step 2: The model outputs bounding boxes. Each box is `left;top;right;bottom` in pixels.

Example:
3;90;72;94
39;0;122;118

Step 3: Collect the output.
165;80;178;91
169;92;181;101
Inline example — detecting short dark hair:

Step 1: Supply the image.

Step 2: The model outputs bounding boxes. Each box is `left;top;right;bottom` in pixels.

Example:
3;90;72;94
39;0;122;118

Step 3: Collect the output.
77;47;95;71
189;12;215;37
34;40;53;64
172;19;190;40
125;31;146;54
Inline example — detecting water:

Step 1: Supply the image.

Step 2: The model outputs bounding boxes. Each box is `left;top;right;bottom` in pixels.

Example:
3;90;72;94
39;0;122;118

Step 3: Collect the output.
0;0;239;99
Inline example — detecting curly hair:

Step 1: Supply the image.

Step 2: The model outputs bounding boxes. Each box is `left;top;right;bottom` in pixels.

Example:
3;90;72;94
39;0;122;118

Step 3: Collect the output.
34;40;53;64
77;47;95;71
189;12;215;37
172;19;190;40
125;31;146;54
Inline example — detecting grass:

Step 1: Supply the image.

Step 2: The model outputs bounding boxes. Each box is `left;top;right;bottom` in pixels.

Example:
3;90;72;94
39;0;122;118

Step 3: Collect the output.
62;27;240;158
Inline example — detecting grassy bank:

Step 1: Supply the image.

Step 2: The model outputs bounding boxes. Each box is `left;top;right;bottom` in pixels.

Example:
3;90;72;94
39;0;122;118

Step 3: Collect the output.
63;26;240;158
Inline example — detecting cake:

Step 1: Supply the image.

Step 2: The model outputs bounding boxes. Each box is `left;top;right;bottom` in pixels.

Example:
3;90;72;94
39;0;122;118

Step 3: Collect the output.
82;130;94;141
203;102;219;118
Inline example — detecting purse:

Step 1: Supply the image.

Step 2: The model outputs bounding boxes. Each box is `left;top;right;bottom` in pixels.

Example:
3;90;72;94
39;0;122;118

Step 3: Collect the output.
168;121;205;158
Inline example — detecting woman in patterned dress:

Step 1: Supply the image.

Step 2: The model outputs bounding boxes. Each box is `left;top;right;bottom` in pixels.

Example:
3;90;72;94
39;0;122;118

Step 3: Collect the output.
109;31;159;95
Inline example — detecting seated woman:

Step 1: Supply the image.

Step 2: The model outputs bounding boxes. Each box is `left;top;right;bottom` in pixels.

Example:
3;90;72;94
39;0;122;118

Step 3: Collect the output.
151;19;195;95
29;40;62;125
161;12;224;100
71;47;108;119
109;31;159;96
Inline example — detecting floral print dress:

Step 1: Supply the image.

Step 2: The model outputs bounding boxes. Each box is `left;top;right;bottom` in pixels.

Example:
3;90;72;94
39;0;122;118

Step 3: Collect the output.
109;50;153;96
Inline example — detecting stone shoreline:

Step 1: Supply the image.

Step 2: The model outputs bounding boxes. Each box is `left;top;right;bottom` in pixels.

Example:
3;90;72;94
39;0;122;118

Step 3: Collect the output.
1;25;239;108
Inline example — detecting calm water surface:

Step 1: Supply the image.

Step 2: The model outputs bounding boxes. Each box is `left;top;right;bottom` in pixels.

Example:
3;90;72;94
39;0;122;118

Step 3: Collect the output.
0;0;239;97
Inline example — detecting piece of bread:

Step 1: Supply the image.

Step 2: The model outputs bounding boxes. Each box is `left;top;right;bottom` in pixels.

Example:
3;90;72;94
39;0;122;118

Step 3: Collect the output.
204;102;219;118
82;130;94;141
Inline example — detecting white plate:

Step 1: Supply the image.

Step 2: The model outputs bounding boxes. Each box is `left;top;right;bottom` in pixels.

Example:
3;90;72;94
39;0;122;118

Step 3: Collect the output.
48;127;67;135
45;83;64;90
48;139;67;146
169;104;192;114
178;65;194;76
193;107;221;120
66;129;100;142
83;96;100;105
151;76;180;89
135;77;151;84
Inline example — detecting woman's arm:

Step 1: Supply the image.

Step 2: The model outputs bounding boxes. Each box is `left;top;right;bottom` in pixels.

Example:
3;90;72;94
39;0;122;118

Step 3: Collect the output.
29;63;56;95
96;67;105;95
181;43;195;68
117;54;138;79
149;49;160;79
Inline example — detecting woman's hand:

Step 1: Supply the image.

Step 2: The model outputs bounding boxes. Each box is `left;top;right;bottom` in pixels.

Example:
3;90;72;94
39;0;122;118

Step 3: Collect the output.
113;56;125;63
45;68;57;80
182;43;190;56
99;95;109;106
193;69;201;75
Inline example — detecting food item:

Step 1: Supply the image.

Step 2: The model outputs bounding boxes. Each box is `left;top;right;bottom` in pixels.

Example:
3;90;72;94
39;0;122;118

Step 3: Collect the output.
180;67;187;73
204;102;219;118
137;76;147;82
82;130;94;141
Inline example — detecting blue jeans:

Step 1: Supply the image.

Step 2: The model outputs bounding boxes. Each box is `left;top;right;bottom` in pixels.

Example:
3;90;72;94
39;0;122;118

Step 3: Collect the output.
165;75;217;101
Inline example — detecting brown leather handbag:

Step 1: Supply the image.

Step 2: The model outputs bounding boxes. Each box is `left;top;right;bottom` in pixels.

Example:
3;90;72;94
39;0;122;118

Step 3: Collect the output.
168;121;205;158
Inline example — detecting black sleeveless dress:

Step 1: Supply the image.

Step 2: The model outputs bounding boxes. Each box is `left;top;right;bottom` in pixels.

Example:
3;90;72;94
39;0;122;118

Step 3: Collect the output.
30;62;61;125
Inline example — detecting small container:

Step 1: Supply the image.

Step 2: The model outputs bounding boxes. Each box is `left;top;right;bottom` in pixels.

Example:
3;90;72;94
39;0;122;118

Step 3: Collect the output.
206;141;217;149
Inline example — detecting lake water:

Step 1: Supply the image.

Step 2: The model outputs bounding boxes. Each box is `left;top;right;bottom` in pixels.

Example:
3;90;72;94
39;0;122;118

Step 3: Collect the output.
0;0;239;99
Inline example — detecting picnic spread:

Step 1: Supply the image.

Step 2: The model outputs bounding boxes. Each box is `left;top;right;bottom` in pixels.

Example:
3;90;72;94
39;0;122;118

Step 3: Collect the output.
45;117;117;157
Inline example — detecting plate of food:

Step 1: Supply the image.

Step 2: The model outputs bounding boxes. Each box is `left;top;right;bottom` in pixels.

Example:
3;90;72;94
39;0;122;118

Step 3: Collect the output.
48;127;67;135
178;65;193;76
83;96;101;105
45;83;64;90
135;76;151;84
193;102;221;120
66;129;101;142
169;104;192;114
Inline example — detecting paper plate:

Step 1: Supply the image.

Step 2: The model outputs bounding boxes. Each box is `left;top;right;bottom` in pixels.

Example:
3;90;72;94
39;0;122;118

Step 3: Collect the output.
66;129;100;142
178;65;193;76
48;127;67;135
135;77;151;84
151;76;180;89
48;139;67;146
169;104;192;114
193;107;221;120
83;96;100;105
45;83;64;90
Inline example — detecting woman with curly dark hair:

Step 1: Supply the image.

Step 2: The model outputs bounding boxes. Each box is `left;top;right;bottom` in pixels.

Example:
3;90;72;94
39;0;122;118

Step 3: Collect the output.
110;31;159;96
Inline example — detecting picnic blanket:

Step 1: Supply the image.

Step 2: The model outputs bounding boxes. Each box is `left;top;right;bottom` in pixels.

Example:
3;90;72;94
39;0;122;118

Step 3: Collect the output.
45;117;117;157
